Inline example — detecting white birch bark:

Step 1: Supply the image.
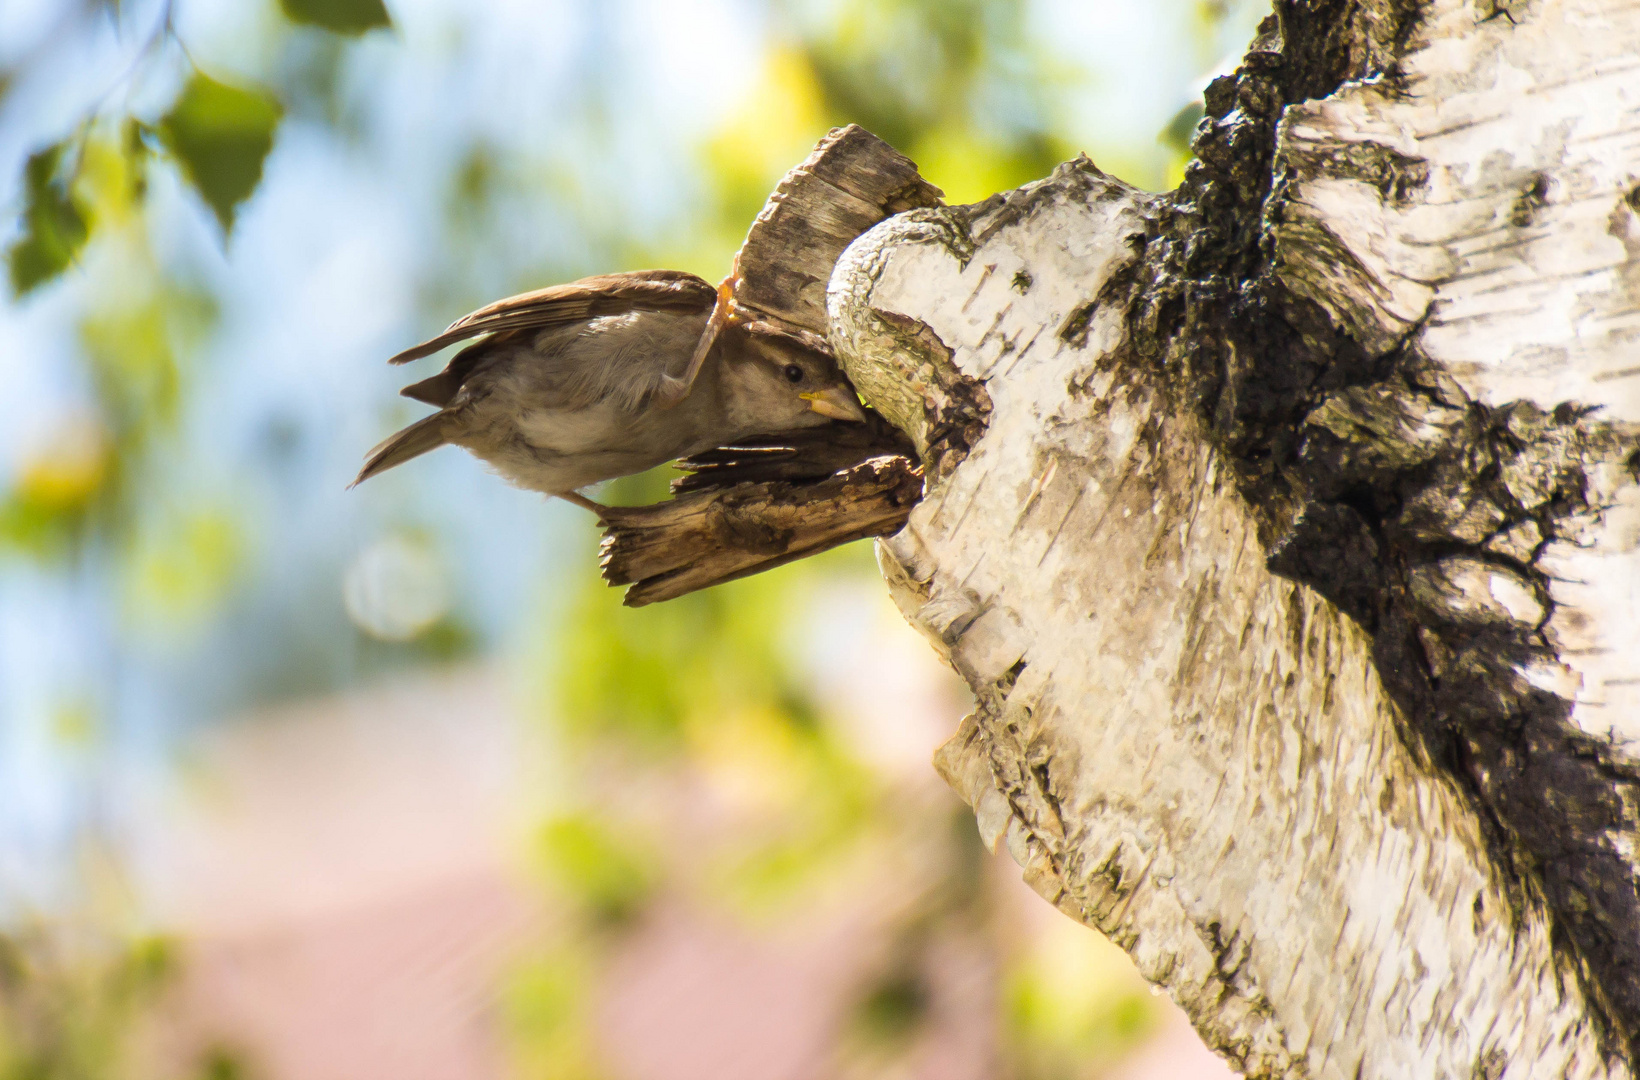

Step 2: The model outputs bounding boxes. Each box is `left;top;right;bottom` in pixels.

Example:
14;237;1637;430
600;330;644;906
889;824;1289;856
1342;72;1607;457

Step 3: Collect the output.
1274;0;1640;739
823;0;1640;1075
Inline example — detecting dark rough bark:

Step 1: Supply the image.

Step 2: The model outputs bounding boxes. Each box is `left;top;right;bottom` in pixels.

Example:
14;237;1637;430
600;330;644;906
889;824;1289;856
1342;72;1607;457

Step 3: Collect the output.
1125;0;1640;1060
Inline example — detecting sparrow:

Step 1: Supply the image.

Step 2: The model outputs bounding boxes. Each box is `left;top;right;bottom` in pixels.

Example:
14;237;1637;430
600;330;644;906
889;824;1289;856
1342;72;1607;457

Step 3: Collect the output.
352;269;868;514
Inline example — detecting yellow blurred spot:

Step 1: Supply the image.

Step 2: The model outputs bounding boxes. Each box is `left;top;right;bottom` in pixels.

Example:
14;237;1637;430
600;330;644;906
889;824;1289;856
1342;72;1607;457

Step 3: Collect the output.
686;703;810;813
1005;915;1157;1067
50;700;99;747
76;133;142;232
696;45;829;270
505;943;607;1080
80;301;182;424
910;125;1074;206
16;414;109;511
122;508;244;635
911;126;1015;207
1163;153;1191;190
705;46;826;186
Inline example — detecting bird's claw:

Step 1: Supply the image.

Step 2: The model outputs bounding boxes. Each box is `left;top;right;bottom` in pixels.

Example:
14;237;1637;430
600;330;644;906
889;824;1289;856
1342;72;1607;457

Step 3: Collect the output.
657;271;741;411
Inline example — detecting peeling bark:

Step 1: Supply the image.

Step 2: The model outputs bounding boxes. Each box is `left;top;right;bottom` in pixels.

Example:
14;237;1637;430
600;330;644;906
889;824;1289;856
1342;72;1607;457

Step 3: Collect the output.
600;448;921;607
822;0;1640;1075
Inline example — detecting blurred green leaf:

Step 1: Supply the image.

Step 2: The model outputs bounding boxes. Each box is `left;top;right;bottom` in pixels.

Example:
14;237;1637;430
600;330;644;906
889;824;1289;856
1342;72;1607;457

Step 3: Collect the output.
7;142;90;296
538;815;655;925
1161;100;1206;155
114;935;176;995
1003;920;1159;1079
855;972;930;1044
0;935;26;991
0;488;81;561
505;944;609;1080
0;414;110;561
121;118;153;203
197;1046;251;1080
0;929;185;1080
278;0;392;35
159;72;283;233
0;284;221;567
50;699;99;747
81;301;182;432
121;506;245;638
413;615;478;661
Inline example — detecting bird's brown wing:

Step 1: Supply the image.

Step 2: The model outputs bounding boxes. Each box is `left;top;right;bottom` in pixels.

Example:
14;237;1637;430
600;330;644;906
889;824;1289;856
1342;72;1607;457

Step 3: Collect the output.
387;269;716;365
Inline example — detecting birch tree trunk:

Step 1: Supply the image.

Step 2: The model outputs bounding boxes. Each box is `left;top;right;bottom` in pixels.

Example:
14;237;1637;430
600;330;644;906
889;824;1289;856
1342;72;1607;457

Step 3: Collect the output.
824;0;1640;1076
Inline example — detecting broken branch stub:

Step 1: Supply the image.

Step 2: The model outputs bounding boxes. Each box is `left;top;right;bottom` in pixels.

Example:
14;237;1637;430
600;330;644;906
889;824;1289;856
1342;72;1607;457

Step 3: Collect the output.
731;123;944;339
598;453;923;608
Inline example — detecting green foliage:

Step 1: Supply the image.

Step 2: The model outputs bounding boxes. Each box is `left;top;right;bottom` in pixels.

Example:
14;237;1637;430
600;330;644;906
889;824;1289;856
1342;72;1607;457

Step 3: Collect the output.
854;972;930;1044
1003;922;1159;1079
538;815;656;926
505;943;610;1080
6;0;390;295
799;0;1003;150
0;930;250;1079
80;300;184;436
0;432;105;561
553;510;883;905
7;143;89;296
0;277;216;591
0;930;178;1080
528;541;905;1069
706;726;876;912
120;505;245;638
278;0;393;35
196;1046;251;1080
1162;100;1207;157
0;406;111;562
555;466;838;756
410;615;478;661
792;0;1071;203
159;73;283;233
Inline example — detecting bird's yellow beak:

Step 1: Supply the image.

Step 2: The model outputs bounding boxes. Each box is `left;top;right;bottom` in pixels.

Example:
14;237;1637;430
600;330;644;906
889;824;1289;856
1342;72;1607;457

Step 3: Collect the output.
801;384;868;423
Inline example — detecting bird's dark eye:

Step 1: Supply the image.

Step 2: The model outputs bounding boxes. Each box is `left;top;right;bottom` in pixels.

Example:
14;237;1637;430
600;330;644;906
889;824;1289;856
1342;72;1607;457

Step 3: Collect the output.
783;364;804;383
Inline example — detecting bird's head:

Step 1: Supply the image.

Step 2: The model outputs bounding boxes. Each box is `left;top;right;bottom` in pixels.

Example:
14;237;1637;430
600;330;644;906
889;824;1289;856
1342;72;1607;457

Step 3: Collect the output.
718;324;868;432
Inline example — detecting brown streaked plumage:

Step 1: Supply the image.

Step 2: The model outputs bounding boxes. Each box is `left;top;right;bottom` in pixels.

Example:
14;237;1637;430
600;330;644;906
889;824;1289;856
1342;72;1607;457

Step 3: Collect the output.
354;270;866;515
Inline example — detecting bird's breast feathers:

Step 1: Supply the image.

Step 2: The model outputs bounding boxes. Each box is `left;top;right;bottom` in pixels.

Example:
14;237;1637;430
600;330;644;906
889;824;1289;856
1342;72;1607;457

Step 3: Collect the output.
513;400;643;455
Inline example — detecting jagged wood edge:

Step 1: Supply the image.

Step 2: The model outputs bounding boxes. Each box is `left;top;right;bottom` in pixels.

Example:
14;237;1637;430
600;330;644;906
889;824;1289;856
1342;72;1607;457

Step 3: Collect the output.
598;455;923;608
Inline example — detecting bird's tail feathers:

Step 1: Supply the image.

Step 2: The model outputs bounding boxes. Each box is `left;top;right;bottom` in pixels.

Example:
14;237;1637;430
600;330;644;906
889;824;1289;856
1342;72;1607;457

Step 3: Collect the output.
400;370;461;406
351;412;452;487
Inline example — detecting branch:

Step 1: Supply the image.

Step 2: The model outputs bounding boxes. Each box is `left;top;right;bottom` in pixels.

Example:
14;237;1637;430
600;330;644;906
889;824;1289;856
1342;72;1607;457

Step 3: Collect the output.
598;453;922;607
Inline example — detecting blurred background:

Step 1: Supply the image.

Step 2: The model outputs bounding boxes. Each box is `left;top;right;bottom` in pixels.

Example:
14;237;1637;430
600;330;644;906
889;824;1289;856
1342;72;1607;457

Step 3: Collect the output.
0;1;1264;1076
